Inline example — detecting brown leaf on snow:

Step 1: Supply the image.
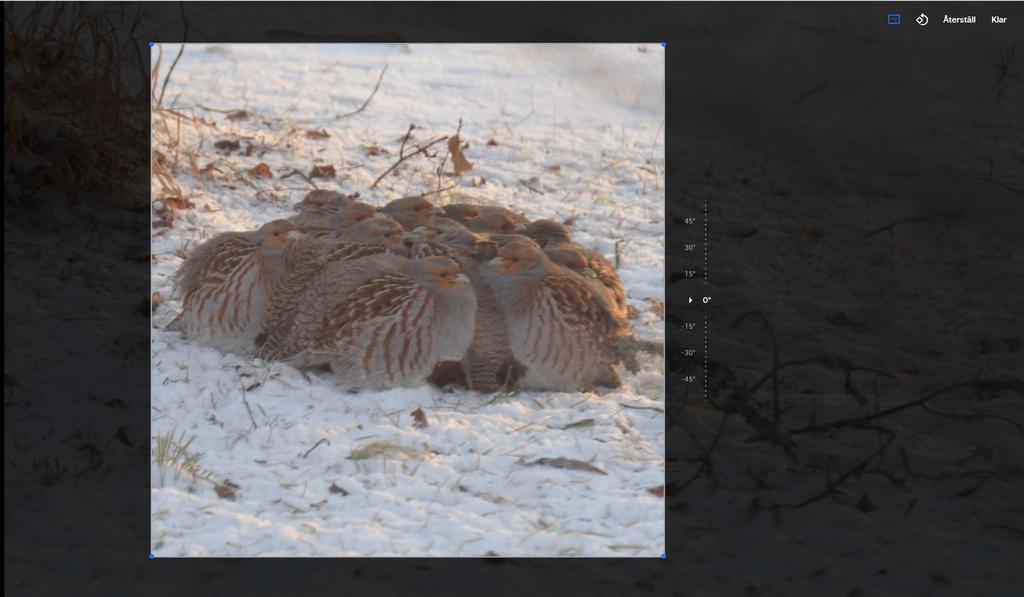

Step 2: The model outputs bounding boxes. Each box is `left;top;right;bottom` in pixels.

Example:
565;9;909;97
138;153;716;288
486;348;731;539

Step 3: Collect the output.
448;135;473;175
329;483;349;496
562;216;577;226
486;138;498;147
545;164;562;172
214;482;238;500
249;163;273;178
151;292;163;313
524;457;607;475
164;195;195;211
643;297;664;319
411;407;429;429
309;164;336;179
855;494;876;513
225;110;250;121
305;129;331;139
647;485;665;497
214;139;240;153
364;144;384;156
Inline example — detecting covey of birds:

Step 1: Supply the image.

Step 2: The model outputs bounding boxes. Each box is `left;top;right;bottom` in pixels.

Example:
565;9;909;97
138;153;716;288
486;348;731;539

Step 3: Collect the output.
168;191;637;393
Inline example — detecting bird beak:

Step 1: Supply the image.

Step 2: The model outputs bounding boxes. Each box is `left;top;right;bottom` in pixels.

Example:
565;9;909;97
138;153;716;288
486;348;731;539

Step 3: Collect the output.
454;273;470;285
582;267;597;278
514;223;527;233
372;212;389;220
286;230;304;240
433;207;446;216
489;256;505;268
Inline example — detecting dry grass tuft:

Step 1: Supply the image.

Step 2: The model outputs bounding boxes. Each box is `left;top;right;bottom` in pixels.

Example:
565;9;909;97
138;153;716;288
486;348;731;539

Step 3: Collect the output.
5;3;149;227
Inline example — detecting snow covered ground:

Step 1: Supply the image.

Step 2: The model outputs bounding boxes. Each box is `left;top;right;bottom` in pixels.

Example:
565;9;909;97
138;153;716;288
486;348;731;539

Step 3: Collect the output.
149;44;665;557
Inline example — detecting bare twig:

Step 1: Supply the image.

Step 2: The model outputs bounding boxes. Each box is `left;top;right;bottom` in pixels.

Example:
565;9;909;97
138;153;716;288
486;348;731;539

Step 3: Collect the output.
436;118;464;192
790;83;826;107
337;64;388;119
156;3;188;107
369;135;449;189
239;380;258;430
732;311;781;424
977;176;1024;195
399;123;415;156
790;379;1024;435
918;403;1024;435
301;438;330;459
776;430;896;509
281;168;318;189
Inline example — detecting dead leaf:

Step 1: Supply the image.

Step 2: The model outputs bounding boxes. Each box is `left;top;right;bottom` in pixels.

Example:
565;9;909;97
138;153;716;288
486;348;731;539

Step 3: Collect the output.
411;407;429;429
364;145;383;156
309;164;336;179
545;164;562;172
562;216;577;226
305;129;331;139
643;298;664;319
225;110;250;121
214;139;240;153
561;418;594;430
214;482;237;500
151;292;163;313
448;134;473;175
249;163;273;178
329;483;349;496
524;457;607;475
244;143;255;156
855;494;876;513
164;195;194;211
647;485;665;497
486;139;498;147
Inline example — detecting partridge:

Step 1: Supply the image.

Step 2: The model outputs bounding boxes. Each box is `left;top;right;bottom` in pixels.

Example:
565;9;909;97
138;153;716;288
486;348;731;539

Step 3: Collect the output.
480;240;622;391
545;247;630;336
442;203;529;227
338;215;406;251
450;254;519;392
525;219;630;325
257;236;396;360
465;211;524;234
293;202;376;238
294;189;356;216
168;219;302;355
381;196;441;231
276;255;477;390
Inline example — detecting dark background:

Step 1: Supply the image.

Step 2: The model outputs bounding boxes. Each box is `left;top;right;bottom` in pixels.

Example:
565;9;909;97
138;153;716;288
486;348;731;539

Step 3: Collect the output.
5;2;1022;595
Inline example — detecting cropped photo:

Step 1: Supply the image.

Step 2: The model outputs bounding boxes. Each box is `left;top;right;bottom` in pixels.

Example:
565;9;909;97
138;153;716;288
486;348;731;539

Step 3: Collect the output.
149;43;665;557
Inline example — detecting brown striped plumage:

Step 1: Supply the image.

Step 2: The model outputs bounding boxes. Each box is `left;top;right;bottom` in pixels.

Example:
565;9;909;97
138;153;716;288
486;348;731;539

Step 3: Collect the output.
381;196;441;231
465;211;522;234
442;203;529;227
480;240;622;391
271;255;476;390
257;237;399;360
292;202;377;238
169;220;301;355
338;215;406;250
403;225;518;392
525;219;630;327
293;189;357;216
